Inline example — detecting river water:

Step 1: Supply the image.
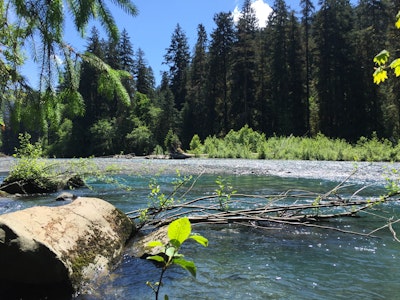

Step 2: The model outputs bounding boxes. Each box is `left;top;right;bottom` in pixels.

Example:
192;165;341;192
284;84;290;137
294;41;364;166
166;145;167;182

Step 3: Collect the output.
0;158;399;300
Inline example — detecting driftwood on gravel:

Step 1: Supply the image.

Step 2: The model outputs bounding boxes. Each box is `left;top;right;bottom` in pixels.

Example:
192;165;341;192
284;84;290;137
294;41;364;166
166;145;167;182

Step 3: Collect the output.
127;171;400;240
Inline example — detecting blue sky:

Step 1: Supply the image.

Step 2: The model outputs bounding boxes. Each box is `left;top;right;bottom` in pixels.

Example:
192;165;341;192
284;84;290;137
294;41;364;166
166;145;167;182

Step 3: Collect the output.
24;0;306;87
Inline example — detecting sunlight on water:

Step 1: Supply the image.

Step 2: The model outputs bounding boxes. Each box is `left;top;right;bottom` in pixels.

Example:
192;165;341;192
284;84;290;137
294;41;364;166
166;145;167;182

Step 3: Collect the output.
1;168;399;300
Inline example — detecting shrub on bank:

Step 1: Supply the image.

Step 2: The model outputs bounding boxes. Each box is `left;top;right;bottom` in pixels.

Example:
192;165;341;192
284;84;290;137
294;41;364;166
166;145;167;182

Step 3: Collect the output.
189;127;400;162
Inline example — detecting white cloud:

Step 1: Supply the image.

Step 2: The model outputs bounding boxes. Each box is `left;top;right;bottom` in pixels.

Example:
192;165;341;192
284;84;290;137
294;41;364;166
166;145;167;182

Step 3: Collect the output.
252;0;272;28
232;5;241;24
233;0;273;28
232;6;241;24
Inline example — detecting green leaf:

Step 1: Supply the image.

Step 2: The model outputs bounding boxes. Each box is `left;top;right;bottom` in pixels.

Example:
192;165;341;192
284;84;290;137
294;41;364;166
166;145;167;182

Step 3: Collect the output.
168;217;191;246
146;240;164;248
189;234;209;247
396;11;400;29
173;258;197;277
373;68;388;84
146;255;166;263
390;58;400;77
165;246;176;258
373;50;390;66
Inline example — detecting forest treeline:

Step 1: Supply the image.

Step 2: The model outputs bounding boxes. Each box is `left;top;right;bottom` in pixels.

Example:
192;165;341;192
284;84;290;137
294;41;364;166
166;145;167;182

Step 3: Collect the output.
2;0;400;157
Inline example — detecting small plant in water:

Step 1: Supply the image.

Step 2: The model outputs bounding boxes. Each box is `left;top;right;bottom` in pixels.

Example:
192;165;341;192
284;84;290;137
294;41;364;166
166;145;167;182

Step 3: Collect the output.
215;176;236;211
138;171;193;228
146;217;208;300
384;168;400;197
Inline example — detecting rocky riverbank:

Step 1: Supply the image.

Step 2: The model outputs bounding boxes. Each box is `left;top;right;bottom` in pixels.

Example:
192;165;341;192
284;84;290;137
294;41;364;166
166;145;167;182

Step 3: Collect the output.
0;157;398;184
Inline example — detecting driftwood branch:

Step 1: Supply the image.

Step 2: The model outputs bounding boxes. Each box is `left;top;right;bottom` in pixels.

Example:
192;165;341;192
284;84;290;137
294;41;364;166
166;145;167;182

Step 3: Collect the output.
127;171;400;239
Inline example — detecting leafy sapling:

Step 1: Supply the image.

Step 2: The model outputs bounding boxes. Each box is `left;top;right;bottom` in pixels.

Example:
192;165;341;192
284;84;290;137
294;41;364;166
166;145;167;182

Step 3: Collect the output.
138;172;194;229
146;217;208;300
215;176;237;211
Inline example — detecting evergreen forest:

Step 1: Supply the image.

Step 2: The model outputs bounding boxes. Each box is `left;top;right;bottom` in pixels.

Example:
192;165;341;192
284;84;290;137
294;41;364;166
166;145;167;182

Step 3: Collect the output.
2;0;400;158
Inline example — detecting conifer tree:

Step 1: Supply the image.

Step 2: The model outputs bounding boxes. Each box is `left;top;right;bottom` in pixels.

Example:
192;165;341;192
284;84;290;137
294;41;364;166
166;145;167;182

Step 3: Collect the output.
300;0;315;134
69;27;132;156
231;0;259;130
208;12;236;135
287;11;307;136
267;0;291;134
117;28;136;99
135;48;156;97
154;72;180;148
255;25;271;134
164;24;190;111
67;28;107;156
354;0;390;137
313;0;357;139
183;24;209;145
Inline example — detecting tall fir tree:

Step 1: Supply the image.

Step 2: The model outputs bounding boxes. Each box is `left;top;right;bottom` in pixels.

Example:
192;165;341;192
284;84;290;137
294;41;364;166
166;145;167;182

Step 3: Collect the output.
354;0;390;137
68;27;108;156
255;25;271;134
164;24;190;111
154;72;180;147
231;0;259;130
287;11;307;136
135;48;155;97
267;0;291;135
208;12;236;135
300;0;315;134
118;28;136;99
313;0;358;139
112;29;136;151
182;24;209;145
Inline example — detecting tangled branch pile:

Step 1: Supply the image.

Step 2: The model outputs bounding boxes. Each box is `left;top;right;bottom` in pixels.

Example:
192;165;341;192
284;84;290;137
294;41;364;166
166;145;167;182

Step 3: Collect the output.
127;171;400;240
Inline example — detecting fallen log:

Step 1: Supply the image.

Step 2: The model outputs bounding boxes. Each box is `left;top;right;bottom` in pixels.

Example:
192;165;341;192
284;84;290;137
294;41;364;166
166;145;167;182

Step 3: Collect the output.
0;197;133;294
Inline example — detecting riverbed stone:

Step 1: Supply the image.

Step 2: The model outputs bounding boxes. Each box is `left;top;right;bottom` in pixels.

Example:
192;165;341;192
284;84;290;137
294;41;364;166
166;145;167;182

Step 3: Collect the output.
0;197;133;291
55;192;78;201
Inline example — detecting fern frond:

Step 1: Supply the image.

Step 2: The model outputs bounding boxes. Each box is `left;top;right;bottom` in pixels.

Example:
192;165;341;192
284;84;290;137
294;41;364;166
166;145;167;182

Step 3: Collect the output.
48;0;64;42
68;0;96;36
81;52;130;106
59;88;85;117
110;0;138;16
111;69;131;106
62;45;81;90
96;0;119;41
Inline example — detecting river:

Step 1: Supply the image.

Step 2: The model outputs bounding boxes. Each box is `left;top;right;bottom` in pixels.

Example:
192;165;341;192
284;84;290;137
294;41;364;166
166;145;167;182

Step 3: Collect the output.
0;158;399;299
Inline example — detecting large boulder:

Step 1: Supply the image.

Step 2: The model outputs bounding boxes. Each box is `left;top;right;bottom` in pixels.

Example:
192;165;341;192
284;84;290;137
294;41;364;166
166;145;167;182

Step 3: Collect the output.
0;197;133;293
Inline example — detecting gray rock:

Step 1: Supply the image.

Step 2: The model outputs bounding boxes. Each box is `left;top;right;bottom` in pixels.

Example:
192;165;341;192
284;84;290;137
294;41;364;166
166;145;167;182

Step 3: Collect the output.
0;197;133;292
55;192;78;201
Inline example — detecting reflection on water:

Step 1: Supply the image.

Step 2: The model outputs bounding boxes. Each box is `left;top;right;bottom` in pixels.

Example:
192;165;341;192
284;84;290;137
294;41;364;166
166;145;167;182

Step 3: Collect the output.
0;171;398;300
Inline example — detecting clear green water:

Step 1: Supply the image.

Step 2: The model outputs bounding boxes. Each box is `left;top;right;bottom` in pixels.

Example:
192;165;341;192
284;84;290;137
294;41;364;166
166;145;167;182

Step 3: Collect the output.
0;172;399;300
